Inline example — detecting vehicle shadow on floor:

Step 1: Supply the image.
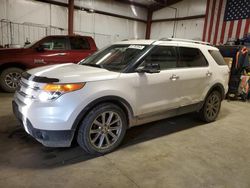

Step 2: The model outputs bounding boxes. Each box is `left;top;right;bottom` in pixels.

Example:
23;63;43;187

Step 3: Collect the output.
1;112;215;169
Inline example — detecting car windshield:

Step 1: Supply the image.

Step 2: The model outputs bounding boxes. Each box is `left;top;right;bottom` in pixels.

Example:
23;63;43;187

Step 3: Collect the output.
79;44;148;72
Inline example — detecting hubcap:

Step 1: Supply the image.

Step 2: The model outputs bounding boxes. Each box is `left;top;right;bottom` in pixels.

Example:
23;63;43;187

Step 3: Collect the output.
206;93;220;119
5;72;21;89
89;111;122;149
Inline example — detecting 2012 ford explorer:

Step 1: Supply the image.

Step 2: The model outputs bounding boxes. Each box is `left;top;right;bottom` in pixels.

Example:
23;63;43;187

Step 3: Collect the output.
13;38;229;154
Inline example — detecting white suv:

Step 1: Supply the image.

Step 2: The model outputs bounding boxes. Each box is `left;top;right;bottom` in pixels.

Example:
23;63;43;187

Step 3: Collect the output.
13;38;229;154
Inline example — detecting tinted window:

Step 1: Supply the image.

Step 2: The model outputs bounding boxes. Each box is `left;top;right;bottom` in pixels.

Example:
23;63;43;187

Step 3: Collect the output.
70;37;90;50
142;46;177;70
209;50;227;65
178;47;208;67
41;38;67;50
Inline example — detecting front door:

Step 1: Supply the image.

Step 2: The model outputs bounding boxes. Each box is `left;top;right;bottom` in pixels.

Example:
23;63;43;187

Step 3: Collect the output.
134;44;181;116
30;36;72;67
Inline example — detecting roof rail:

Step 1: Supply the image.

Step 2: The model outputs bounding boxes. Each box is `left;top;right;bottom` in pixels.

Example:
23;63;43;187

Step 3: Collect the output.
160;38;211;45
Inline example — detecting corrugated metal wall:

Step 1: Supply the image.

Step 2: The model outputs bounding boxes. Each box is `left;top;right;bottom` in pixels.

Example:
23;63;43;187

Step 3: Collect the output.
151;0;206;40
0;0;147;48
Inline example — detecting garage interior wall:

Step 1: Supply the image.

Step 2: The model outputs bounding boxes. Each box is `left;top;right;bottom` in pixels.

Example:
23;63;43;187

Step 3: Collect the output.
151;0;206;40
0;0;147;48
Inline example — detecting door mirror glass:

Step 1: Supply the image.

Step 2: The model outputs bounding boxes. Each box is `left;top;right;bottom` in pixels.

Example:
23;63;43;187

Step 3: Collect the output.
136;63;161;74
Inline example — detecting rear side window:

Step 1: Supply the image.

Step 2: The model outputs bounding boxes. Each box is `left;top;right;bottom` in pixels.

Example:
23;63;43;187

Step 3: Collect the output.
142;46;177;70
209;50;227;65
70;37;90;50
178;47;208;67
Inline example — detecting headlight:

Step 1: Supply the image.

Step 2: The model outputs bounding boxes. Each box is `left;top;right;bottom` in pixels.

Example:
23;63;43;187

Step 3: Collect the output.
38;83;85;102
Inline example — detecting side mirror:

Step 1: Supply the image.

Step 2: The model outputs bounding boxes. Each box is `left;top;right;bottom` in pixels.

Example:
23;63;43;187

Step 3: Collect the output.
136;63;161;74
36;45;45;52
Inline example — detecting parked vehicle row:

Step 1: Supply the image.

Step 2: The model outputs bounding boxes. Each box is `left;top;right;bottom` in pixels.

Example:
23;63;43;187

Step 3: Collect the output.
12;38;229;154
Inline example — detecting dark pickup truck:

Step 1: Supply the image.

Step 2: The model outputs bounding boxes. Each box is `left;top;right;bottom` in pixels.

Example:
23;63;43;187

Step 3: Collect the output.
0;35;97;92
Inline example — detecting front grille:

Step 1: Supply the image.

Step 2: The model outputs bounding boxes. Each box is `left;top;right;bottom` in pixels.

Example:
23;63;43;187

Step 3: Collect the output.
16;78;42;100
19;80;40;91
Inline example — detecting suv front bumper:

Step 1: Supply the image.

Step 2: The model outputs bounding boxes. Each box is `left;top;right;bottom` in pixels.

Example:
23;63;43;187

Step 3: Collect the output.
12;101;74;147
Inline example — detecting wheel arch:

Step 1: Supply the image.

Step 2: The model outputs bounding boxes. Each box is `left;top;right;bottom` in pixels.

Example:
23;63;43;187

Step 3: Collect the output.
0;62;27;73
205;83;225;101
71;96;134;134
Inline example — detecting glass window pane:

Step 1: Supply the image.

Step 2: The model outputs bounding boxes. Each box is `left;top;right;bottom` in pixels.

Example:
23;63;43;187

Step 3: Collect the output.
209;50;227;65
41;38;66;50
70;37;90;50
178;47;208;67
143;46;177;70
81;44;147;72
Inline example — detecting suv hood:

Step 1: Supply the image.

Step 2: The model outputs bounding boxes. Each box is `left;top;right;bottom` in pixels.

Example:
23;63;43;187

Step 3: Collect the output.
27;63;120;83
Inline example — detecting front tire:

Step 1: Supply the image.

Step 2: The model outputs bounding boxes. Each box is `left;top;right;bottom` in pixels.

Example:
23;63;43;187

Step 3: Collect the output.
77;103;127;155
0;67;23;93
199;90;222;122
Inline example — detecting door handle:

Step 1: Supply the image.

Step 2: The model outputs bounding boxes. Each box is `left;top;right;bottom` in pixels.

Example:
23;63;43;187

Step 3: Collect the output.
57;53;66;56
170;74;180;81
206;71;213;77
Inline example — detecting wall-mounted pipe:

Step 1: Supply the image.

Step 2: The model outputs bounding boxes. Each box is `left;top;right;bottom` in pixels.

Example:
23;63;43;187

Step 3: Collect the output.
168;6;177;38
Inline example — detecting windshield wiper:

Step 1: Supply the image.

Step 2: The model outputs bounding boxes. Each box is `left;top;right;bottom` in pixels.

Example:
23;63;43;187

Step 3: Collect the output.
103;64;123;70
83;64;103;68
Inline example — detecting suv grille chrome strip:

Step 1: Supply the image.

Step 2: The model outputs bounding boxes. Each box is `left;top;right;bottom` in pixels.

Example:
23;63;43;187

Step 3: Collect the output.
19;80;40;91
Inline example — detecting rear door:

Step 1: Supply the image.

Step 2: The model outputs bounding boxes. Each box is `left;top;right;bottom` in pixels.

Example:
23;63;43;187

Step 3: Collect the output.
176;46;212;106
68;37;96;63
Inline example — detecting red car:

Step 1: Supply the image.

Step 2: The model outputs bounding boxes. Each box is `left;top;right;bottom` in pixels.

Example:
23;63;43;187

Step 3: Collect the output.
0;35;97;92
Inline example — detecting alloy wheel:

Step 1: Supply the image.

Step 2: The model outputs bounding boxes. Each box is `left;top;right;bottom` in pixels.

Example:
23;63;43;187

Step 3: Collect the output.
89;111;122;150
4;72;21;89
205;93;220;120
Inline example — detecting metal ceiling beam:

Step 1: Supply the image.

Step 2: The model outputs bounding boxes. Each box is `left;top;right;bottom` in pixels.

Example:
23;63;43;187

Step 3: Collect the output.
149;0;182;11
152;14;206;22
35;0;146;23
114;0;149;9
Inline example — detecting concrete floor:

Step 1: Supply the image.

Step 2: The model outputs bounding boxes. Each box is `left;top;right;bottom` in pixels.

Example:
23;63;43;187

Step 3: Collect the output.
0;93;250;188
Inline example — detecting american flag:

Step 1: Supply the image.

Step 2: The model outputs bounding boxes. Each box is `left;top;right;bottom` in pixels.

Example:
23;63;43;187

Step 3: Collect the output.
202;0;250;45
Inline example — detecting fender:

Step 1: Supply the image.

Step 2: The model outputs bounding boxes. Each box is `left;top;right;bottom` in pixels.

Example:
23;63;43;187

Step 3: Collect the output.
194;83;225;112
0;62;26;72
71;95;134;131
206;83;225;99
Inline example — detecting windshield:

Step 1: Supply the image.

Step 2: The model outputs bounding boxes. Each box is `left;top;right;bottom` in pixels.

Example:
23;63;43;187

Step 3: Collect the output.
79;44;148;72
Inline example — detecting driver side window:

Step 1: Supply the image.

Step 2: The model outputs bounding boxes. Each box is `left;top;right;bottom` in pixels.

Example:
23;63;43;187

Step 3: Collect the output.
41;38;67;50
140;46;177;70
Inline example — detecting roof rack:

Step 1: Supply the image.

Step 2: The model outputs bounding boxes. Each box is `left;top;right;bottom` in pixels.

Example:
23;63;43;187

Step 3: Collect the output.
160;38;211;45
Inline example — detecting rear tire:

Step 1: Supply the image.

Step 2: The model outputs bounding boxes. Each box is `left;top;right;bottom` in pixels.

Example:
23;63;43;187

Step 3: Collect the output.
199;90;222;122
77;103;127;155
0;67;23;93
